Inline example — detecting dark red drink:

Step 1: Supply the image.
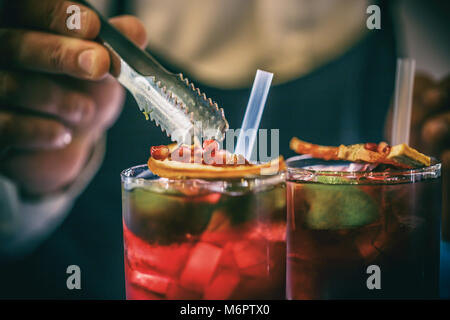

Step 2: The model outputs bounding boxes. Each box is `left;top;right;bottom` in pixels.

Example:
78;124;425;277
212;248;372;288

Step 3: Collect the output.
286;156;441;299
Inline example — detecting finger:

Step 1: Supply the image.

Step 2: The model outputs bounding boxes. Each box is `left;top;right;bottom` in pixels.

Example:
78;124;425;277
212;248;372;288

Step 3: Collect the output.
412;86;448;130
0;133;92;195
439;73;450;88
411;73;449;128
413;72;435;100
421;111;450;155
109;15;148;49
0;70;95;125
1;0;100;39
436;74;450;107
421;84;449;113
0;112;72;150
79;75;125;131
0;29;110;80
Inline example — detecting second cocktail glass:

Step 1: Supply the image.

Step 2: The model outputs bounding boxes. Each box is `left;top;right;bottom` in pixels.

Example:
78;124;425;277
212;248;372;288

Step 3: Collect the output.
286;155;441;299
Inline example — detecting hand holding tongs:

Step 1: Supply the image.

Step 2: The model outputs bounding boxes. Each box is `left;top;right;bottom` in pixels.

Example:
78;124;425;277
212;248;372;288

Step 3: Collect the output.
77;0;229;145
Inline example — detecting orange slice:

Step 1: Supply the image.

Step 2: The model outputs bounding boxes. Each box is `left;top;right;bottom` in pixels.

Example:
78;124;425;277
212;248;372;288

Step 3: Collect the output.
147;143;285;179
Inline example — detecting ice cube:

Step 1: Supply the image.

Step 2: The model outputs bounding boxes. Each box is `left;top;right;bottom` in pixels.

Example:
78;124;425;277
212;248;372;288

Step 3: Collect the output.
166;283;202;300
248;222;286;242
216;247;239;271
200;231;231;248
205;210;231;232
179;242;223;292
230;276;274;299
233;239;282;278
239;264;269;278
204;269;241;300
200;210;233;246
124;225;192;277
231;239;268;270
128;269;171;296
125;282;164;300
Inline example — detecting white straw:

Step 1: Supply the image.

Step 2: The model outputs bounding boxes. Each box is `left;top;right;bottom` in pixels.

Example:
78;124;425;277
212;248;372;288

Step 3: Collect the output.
391;58;415;145
234;69;273;161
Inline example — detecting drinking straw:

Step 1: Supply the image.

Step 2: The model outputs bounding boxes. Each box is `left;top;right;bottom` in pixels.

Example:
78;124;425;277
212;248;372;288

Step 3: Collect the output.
390;58;416;145
234;69;273;161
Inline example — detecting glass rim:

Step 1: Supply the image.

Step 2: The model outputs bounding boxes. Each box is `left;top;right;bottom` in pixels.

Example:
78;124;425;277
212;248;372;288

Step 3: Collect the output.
121;164;285;191
286;155;441;184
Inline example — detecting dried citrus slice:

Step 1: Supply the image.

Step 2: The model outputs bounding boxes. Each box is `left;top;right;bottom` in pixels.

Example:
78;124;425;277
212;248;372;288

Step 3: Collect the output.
290;137;430;169
147;142;285;179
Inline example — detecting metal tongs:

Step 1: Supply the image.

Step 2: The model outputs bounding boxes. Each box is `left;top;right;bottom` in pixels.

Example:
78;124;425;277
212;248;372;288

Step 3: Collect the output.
78;1;228;145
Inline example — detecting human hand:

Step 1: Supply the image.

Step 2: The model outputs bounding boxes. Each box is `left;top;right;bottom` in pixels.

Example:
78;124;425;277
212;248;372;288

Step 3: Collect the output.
0;0;147;196
409;72;450;239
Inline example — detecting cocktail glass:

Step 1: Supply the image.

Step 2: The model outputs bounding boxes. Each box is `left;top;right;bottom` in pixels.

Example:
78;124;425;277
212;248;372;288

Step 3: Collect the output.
286;155;441;299
121;164;286;299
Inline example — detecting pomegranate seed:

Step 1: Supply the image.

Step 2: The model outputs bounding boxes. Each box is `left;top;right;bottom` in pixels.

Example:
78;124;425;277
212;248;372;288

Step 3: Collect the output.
151;145;169;160
203;139;219;152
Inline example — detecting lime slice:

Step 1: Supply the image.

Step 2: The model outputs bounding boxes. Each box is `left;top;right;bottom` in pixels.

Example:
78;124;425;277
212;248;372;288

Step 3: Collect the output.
303;184;379;229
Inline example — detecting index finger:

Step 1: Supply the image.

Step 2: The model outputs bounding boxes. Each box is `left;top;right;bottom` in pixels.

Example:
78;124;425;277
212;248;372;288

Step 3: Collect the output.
1;0;100;39
0;111;72;150
421;111;450;156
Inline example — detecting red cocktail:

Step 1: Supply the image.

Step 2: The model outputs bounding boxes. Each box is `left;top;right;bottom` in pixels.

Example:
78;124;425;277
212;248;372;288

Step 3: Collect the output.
121;163;286;299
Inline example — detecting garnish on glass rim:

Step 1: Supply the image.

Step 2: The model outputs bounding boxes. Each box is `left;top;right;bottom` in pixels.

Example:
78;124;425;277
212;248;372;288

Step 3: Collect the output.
148;140;285;179
289;137;431;169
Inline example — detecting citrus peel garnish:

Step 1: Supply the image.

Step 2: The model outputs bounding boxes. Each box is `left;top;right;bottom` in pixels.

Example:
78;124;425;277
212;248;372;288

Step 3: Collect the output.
148;141;285;179
290;137;430;169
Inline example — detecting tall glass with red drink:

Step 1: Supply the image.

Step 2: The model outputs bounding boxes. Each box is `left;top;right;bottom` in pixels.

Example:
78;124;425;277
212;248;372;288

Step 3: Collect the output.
121;164;286;299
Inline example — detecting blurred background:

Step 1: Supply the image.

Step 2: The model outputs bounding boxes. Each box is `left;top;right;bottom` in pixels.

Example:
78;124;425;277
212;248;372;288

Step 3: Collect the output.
0;0;448;299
